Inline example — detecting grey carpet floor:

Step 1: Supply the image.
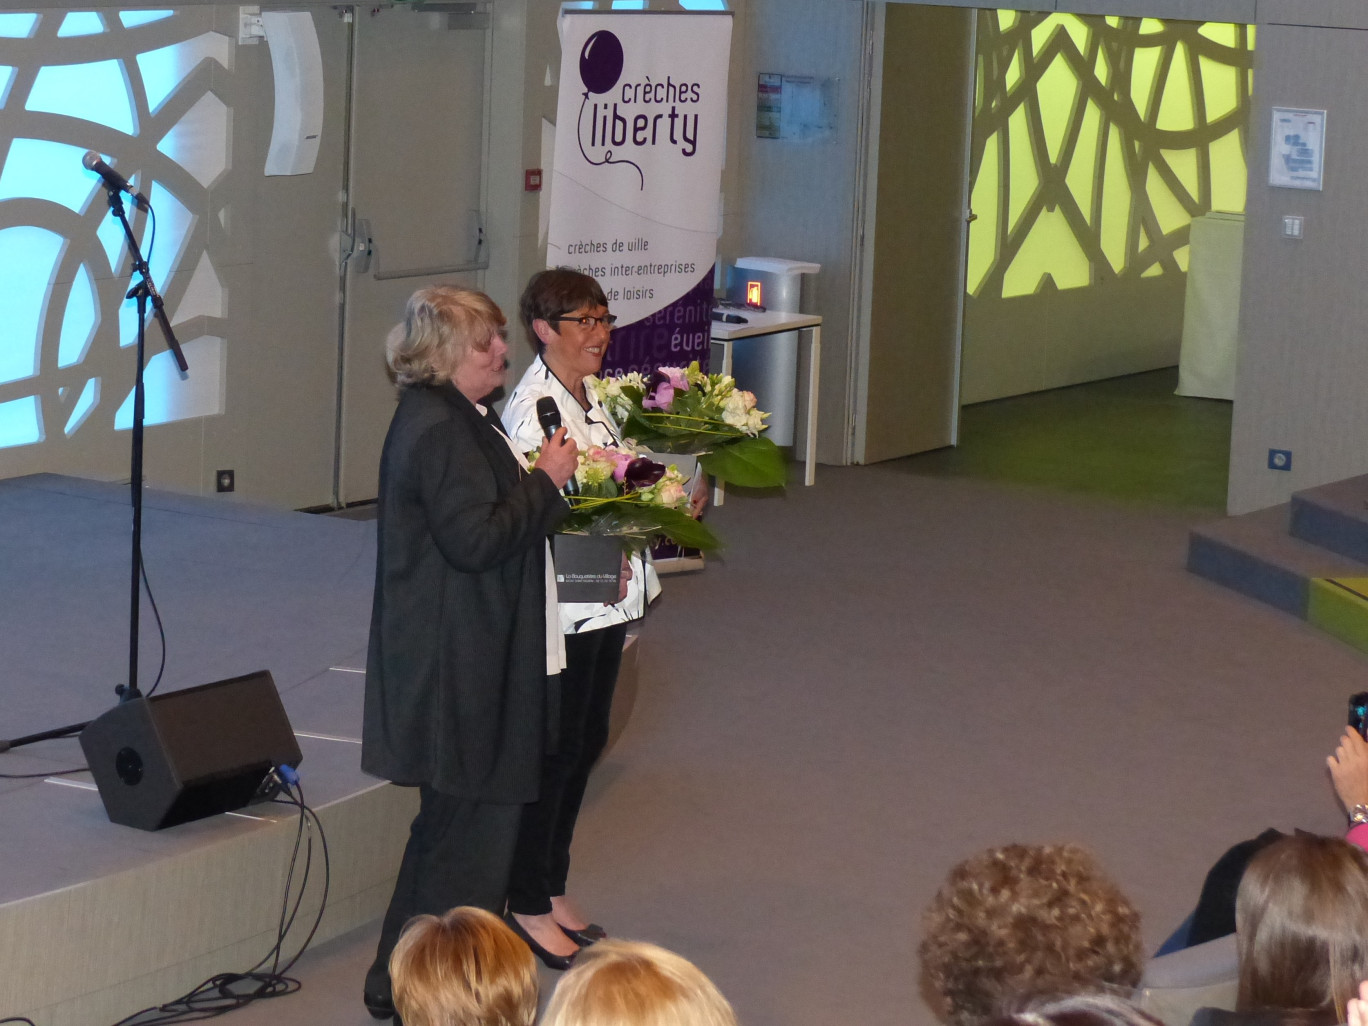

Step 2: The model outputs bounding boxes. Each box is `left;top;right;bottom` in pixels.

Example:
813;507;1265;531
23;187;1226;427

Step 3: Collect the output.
218;462;1366;1026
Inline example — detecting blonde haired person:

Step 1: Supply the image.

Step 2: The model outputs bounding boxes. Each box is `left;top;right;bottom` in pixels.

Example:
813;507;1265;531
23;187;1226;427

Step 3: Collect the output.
361;285;578;1020
390;907;538;1026
541;940;737;1026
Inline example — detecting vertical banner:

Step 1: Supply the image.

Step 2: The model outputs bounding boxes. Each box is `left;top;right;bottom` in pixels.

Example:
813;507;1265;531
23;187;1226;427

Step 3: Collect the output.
548;12;732;376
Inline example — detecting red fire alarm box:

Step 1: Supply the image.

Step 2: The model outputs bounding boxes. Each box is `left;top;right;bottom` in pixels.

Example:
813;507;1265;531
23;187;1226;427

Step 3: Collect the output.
525;168;543;192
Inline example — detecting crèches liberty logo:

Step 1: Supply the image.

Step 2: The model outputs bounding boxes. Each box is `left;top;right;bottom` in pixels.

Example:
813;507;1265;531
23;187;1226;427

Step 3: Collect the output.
575;29;703;192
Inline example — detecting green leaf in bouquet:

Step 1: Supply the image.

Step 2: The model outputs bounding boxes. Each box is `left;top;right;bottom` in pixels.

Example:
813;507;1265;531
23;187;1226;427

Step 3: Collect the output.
560;496;721;552
626;430;707;454
623;410;748;454
625;408;694;438
636;506;722;551
669;387;712;420
699;436;788;488
576;476;620;499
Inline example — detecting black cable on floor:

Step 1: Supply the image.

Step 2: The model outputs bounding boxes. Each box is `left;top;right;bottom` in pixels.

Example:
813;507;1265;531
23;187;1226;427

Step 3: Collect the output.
0;766;88;779
106;771;330;1025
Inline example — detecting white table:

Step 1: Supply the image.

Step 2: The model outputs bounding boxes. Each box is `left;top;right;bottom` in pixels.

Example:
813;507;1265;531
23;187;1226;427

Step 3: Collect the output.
710;309;822;500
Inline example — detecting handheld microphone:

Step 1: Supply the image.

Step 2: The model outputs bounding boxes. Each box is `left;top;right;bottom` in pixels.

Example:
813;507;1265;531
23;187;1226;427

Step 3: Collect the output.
536;396;562;439
535;396;578;496
82;151;150;212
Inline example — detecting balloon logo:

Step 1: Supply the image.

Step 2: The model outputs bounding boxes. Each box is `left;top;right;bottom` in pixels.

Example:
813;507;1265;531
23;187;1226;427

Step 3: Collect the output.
579;31;624;95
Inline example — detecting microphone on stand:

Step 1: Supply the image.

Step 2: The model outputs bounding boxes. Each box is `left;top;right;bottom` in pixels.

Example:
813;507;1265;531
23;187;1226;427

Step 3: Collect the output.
82;151;150;212
535;396;578;496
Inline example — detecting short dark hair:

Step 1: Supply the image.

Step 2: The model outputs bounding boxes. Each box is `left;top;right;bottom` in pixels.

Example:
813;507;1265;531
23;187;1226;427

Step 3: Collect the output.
518;268;609;349
986;993;1165;1026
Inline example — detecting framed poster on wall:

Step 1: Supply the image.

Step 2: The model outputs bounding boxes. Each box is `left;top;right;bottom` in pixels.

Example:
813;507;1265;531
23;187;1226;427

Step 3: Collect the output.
1269;107;1326;190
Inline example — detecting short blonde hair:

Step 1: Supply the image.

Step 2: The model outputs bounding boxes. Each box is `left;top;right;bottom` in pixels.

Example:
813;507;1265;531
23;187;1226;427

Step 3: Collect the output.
541;940;737;1026
389;907;538;1026
386;286;506;387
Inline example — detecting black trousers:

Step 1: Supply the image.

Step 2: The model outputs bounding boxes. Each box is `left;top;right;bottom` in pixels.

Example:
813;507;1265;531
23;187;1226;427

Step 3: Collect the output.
365;785;522;999
506;622;627;916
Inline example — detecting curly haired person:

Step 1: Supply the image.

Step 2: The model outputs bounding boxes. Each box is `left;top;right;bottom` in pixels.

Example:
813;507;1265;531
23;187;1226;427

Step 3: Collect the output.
920;843;1144;1025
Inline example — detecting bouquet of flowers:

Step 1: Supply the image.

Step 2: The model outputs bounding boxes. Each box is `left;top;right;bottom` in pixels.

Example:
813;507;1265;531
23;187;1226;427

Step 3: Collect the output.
588;362;787;489
532;444;720;552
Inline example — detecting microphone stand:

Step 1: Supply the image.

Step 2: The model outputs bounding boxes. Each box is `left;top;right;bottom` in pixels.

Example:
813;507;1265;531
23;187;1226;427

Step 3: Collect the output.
0;184;187;754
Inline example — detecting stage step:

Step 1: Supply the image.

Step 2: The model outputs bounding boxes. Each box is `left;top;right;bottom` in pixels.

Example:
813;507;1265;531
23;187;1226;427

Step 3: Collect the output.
1290;474;1368;564
1187;504;1368;616
1188;475;1368;655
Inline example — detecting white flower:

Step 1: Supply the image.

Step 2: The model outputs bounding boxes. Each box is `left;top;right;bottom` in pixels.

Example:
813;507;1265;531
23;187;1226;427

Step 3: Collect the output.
721;392;752;429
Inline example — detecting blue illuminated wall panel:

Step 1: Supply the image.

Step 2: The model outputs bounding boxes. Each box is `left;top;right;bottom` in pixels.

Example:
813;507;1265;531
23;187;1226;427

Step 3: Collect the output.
0;9;233;451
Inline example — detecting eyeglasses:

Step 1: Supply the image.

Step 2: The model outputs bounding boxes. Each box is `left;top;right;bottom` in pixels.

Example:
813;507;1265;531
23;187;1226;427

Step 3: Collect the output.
551;314;618;329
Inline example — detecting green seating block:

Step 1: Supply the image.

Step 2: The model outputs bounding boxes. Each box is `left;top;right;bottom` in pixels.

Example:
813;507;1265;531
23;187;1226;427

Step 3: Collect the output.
1308;578;1368;655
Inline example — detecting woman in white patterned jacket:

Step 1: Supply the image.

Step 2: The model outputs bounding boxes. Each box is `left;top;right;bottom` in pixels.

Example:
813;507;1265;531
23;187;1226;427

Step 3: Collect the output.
499;268;661;969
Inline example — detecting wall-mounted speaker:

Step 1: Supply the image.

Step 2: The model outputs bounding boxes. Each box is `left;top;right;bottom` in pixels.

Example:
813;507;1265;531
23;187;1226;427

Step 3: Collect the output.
261;11;324;176
79;670;302;831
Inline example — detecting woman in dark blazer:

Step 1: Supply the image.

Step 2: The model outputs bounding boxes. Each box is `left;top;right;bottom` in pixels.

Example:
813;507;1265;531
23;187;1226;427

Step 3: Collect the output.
361;285;579;1021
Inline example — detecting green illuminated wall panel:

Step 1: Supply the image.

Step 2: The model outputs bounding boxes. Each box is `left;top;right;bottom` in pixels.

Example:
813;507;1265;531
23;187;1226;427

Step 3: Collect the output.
968;13;1254;300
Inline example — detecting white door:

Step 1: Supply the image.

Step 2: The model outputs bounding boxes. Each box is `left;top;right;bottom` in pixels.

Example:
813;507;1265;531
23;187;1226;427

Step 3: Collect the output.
335;7;489;504
854;4;975;463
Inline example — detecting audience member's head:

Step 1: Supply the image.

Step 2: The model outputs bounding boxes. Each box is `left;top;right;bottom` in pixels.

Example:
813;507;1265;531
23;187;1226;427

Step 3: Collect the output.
919;843;1143;1026
541;939;737;1026
984;993;1165;1026
1235;833;1368;1020
389;906;538;1026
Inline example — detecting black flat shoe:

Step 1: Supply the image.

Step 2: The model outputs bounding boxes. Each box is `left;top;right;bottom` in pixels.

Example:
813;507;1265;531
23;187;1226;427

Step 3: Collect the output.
559;922;608;947
504;912;577;971
364;957;397;1020
364;989;396;1021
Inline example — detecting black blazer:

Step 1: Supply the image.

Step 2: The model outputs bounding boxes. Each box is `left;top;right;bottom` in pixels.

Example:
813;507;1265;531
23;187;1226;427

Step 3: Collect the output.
362;383;569;801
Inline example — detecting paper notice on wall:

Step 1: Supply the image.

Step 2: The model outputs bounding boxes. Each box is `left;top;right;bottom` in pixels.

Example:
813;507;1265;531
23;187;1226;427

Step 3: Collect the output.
548;12;732;375
1269;107;1326;191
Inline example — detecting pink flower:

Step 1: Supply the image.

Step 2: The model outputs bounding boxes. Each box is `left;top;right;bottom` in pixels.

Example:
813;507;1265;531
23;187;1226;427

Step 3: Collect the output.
656;480;686;508
659;365;690;391
643;370;677;411
588;445;633;482
643;367;690;410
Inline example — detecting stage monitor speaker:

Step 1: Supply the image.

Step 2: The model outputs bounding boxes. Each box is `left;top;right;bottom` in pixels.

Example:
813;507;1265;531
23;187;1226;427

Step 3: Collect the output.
80;670;303;831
